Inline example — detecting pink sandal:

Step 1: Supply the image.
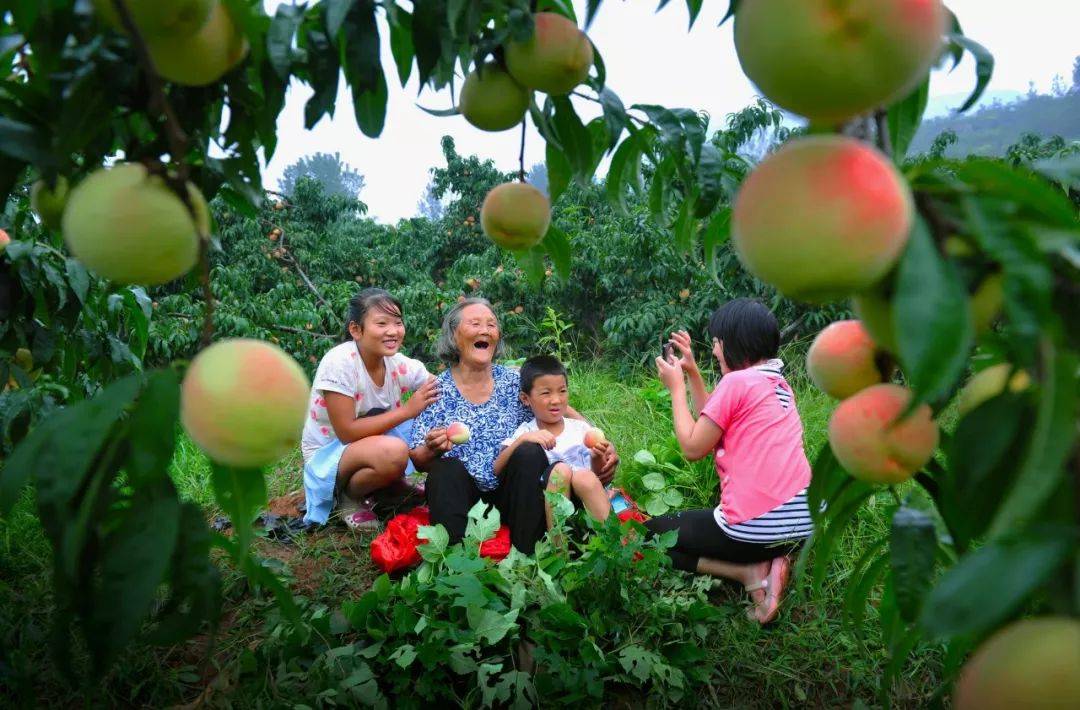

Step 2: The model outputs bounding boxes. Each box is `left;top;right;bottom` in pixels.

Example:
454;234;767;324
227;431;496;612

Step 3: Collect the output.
755;556;791;624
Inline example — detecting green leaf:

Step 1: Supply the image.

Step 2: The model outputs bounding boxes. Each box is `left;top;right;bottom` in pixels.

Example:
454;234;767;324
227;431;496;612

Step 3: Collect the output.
919;527;1073;639
643;495;669;517
466;606;518;645
341;0;380;92
987;342;1078;540
210;464;267;552
661;488;684;507
701;208;731;282
684;0;704;28
604;133;641;214
894;218;973;402
417;524;449;560
0;117;55;167
410;0;443;86
943;393;1029;550
954;159;1078;228
127;370;180;487
641;472;665;491
948;34;994;113
886;78;929;162
551;97;593;182
325;0;356;37
464;500;499;543
843;538;889;639
89;481;182;672
693;143;725;217
386;4;414;86
353;70;388;138
512;246;546;288
0;375;141;516
671;198;695;254
597;88;626;150
542;224;571;280
302;26;341;129
890;506;937;622
267;3;303;78
633;104;685;156
632;449;656;466
545;141;571;204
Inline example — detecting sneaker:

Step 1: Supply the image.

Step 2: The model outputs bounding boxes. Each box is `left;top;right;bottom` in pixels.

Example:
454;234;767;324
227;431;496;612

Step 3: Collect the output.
338;495;379;531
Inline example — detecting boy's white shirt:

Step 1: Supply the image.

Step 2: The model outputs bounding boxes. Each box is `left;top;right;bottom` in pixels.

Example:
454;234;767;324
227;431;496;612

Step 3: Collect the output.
501;417;594;470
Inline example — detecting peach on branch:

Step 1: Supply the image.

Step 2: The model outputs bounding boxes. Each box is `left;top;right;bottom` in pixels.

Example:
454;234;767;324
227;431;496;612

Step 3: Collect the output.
733;136;913;303
583;428;607;449
62;163;209;285
147;2;248;87
954;617;1080;710
93;0;213;38
505;12;593;96
458;62;531;132
447;421;471;445
31;176;69;231
807;320;890;399
0;228;9;254
955;363;1031;416
181;339;310;467
828;383;938;484
734;0;948;124
480;182;551;250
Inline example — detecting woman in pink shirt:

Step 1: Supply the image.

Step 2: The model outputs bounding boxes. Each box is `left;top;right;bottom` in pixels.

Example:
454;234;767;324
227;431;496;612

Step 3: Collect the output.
649;299;813;624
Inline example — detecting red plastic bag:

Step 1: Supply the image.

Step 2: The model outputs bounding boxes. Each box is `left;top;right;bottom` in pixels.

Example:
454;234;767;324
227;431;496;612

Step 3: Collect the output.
479;525;511;561
370;506;430;574
617;509;648;524
371;506;512;572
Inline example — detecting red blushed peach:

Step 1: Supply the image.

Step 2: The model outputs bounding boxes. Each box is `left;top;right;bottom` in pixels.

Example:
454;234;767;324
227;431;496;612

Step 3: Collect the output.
447;421;471;445
828;384;938;484
505;12;593;96
0;228;10;254
583;428;606;449
807;320;890;399
181;339;310;467
954;617;1080;710
734;0;947;124
480;182;551;250
733;136;913;303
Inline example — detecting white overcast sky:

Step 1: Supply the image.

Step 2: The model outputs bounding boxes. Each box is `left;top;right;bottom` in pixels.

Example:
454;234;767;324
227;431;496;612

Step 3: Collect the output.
260;0;1079;222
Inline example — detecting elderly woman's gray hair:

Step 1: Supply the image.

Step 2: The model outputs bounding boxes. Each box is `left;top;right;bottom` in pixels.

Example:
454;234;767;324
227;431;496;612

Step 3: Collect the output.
435;297;507;364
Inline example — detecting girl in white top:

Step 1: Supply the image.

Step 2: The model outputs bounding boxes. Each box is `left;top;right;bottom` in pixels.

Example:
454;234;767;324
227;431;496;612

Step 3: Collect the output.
301;288;437;528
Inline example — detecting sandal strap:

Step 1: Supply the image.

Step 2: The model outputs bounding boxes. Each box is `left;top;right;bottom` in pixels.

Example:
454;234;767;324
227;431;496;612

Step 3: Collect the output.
744;579;769;593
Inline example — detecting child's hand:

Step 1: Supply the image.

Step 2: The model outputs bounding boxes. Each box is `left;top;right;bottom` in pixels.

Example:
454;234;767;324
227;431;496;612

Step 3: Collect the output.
589;440;612;461
656;354;684;391
520;430;557;449
595;443;619;485
404;377;439;417
670;330;698;373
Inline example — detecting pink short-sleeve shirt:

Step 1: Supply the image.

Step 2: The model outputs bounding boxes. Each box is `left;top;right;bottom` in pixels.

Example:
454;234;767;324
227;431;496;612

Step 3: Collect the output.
699;361;811;525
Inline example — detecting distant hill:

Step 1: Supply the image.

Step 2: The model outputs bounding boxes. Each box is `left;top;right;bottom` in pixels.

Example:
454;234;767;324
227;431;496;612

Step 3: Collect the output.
910;90;1080;157
923;90;1022;119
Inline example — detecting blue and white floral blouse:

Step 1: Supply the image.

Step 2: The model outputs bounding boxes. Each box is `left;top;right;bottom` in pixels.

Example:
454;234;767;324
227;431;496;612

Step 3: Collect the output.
409;364;531;491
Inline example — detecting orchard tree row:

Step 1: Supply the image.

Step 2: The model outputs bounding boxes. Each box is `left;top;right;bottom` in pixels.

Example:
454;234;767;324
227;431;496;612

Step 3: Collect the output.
0;0;1078;705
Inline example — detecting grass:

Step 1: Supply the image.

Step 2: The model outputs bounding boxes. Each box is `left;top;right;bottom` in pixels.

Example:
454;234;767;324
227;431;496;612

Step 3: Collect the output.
0;360;944;707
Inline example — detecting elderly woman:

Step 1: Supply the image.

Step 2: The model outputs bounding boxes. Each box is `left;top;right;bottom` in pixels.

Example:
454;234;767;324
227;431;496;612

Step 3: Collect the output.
409;298;616;554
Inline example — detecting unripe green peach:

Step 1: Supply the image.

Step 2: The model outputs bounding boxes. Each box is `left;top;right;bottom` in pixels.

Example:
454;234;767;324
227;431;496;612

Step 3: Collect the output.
807;320;890;399
505;12;593;96
181;339;310;467
93;0;213;38
480;182;551;250
955;363;1031;416
969;272;1003;332
733;136;913;303
828;383;938;484
954;617;1080;710
147;2;249;86
31;177;69;231
459;62;531;132
62;163;208;285
734;0;947;124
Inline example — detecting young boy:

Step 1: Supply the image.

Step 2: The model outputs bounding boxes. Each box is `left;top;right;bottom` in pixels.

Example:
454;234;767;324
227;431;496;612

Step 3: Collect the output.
494;355;612;529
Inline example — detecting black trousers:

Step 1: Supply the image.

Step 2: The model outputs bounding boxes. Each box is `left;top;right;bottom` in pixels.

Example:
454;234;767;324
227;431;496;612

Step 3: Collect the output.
644;509;803;572
425;443;553;555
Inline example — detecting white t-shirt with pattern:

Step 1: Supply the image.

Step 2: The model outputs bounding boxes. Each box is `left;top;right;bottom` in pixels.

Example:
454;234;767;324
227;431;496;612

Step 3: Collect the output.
300;341;430;462
501;417;594;470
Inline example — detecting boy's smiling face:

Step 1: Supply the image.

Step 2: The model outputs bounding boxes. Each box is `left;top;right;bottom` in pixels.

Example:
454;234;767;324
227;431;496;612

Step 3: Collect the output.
521;373;569;425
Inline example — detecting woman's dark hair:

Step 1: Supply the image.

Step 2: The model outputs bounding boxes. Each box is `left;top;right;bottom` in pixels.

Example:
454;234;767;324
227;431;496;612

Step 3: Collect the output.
706;298;779;370
344;288;403;339
520;355;567;393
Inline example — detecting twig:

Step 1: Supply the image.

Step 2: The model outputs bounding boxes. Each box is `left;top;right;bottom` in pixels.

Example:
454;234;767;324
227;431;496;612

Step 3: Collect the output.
873;110;892;157
518;121;527;182
111;0;216;346
274;228;332;311
779;312;809;344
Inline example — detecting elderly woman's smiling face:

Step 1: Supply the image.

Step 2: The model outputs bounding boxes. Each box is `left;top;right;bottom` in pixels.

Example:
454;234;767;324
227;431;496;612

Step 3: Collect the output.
454;303;500;366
